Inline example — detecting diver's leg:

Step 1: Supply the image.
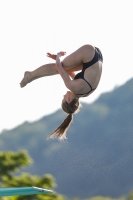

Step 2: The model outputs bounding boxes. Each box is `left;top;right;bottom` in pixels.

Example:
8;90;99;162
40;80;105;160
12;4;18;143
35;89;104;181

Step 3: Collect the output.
20;45;94;87
62;44;95;66
20;63;58;87
20;63;82;88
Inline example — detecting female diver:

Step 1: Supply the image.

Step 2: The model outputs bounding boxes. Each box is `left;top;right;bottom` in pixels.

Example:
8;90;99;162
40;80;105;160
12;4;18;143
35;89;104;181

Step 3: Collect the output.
20;44;103;140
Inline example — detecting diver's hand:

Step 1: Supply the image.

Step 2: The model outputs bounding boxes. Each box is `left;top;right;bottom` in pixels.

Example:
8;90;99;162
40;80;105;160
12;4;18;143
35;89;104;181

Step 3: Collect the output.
46;53;56;60
46;52;66;60
57;51;66;57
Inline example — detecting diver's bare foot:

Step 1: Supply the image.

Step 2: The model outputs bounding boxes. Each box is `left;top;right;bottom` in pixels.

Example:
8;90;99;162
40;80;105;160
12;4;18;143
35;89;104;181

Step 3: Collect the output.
20;71;32;88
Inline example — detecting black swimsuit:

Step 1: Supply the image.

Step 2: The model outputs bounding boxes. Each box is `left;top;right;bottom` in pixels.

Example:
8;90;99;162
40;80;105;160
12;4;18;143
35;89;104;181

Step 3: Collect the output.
74;47;103;97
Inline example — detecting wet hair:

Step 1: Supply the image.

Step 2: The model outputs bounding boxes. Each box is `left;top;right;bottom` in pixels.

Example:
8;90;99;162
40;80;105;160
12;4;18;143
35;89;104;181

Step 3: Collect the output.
48;98;81;140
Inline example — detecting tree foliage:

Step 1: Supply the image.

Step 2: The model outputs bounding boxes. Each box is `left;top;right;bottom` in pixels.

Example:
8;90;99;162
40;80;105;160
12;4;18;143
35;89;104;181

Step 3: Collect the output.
0;151;65;200
0;150;32;183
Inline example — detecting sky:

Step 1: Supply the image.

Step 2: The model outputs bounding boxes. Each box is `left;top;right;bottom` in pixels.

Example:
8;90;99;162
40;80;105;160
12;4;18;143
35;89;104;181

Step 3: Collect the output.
0;0;133;132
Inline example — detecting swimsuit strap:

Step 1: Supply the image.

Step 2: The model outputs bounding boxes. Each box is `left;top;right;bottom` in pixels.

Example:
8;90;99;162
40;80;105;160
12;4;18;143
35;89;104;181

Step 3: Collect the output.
82;78;93;90
75;77;96;97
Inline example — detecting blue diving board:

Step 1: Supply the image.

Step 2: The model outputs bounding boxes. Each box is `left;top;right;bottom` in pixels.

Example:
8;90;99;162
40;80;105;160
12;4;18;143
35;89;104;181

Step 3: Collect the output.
0;186;53;197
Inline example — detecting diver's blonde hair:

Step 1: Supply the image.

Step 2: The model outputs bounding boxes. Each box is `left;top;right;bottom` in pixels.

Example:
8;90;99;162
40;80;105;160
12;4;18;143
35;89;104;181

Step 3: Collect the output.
48;98;81;140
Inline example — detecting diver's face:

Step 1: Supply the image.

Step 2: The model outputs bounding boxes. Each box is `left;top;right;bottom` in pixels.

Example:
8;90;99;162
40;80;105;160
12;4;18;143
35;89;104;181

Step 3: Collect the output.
62;91;75;103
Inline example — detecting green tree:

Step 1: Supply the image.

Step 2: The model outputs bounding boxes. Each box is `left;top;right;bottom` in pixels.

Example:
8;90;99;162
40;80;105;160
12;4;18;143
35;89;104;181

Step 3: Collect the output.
127;191;133;200
0;151;65;200
0;150;32;184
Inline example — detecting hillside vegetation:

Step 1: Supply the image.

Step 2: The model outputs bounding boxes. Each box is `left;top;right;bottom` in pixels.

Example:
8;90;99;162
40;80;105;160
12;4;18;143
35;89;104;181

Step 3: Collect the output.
0;78;133;199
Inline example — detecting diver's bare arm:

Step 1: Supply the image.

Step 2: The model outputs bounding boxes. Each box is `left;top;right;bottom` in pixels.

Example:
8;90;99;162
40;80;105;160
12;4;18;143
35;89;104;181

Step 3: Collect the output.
56;53;76;90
